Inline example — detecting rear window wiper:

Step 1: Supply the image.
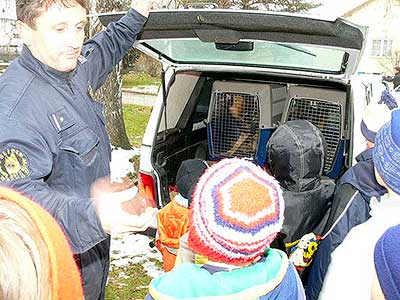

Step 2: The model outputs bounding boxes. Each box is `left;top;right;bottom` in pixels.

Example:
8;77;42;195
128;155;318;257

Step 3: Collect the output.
276;43;317;57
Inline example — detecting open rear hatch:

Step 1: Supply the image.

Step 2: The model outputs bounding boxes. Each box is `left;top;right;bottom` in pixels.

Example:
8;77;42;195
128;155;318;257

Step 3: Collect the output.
99;9;366;79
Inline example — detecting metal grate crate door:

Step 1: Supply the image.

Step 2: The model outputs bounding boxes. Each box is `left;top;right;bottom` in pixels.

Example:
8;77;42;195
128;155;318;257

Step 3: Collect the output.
286;98;342;172
209;92;260;159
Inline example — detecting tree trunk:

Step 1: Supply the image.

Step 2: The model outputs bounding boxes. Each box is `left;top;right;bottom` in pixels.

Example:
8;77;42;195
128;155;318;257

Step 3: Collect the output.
96;65;132;149
87;0;132;149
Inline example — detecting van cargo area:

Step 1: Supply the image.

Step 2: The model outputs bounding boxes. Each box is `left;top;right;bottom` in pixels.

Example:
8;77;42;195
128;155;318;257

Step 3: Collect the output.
146;71;352;207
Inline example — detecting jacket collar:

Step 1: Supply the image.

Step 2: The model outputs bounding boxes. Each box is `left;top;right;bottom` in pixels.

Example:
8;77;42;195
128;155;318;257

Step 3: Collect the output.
19;45;74;84
355;147;373;162
340;148;386;198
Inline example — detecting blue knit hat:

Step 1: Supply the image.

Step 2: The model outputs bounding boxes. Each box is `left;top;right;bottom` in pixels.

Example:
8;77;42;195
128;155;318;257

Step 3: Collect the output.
373;109;400;194
379;90;398;110
374;224;400;300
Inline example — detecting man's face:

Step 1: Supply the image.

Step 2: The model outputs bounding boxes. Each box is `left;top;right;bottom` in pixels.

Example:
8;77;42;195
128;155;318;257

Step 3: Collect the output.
21;2;87;72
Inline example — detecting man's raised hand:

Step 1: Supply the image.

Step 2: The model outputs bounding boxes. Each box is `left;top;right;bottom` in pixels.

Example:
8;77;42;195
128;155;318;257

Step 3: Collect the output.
131;0;153;18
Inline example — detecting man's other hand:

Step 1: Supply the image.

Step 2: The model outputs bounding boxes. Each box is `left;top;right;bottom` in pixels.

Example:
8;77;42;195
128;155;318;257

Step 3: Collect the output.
91;177;157;234
131;0;153;18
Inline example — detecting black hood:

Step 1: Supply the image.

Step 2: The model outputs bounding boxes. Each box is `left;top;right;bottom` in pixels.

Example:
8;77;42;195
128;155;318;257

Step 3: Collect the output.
268;119;325;192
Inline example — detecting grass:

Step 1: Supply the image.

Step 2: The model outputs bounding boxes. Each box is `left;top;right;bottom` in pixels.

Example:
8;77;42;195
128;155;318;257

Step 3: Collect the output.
122;104;152;148
122;71;161;88
105;105;155;300
106;260;153;300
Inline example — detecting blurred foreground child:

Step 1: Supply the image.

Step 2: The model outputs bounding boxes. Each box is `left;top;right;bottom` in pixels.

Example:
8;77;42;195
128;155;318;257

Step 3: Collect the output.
0;186;83;300
319;108;400;300
306;102;392;300
372;224;400;300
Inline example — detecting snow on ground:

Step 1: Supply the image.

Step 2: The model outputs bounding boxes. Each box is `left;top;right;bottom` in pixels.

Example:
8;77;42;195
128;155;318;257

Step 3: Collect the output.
109;147;163;279
110;147;140;182
110;232;163;278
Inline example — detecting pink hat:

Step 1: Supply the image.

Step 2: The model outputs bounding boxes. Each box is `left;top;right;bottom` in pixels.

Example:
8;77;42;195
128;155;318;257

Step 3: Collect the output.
188;158;284;265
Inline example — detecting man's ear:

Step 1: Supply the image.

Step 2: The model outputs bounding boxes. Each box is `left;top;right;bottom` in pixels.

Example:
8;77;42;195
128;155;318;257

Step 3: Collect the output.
16;20;33;46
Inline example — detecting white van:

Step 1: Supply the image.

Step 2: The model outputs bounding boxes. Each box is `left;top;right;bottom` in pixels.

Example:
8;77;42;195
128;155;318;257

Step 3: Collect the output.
101;9;367;208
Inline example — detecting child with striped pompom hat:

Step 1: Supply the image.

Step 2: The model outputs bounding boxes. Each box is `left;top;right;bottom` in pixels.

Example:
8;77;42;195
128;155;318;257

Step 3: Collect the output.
145;158;305;300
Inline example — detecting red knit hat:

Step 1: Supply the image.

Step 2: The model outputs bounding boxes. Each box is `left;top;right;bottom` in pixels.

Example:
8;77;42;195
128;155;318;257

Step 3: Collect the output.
188;158;284;265
0;186;83;300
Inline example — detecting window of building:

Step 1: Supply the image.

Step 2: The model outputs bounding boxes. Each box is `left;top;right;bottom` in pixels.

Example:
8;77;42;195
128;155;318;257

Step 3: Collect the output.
371;39;393;57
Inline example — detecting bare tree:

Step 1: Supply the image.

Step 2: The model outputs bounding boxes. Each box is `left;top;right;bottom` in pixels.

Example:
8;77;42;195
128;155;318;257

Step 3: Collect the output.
394;50;400;67
376;0;400;72
88;0;132;149
265;0;321;12
377;49;400;72
177;0;320;11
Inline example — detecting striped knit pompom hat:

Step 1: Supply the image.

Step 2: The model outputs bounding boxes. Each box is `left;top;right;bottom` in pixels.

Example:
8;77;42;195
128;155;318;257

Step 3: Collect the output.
188;158;284;265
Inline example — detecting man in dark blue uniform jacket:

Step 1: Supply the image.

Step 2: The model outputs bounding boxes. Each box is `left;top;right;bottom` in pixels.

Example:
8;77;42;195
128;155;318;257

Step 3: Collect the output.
0;0;152;299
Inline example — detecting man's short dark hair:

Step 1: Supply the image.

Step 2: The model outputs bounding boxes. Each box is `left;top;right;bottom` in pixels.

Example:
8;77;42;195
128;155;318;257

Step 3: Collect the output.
394;66;400;73
16;0;87;28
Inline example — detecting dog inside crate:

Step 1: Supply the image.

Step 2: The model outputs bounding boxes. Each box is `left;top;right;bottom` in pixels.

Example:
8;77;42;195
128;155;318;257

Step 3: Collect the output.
209;91;260;159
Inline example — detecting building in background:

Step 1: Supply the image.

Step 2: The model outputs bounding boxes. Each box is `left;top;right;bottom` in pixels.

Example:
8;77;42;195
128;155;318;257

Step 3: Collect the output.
342;0;400;74
0;0;18;62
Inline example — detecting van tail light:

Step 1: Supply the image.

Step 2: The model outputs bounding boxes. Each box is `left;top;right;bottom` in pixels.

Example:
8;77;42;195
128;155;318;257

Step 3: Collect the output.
138;172;157;208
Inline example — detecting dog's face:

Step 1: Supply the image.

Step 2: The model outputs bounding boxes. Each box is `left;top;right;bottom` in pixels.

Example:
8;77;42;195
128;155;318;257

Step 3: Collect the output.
229;95;244;119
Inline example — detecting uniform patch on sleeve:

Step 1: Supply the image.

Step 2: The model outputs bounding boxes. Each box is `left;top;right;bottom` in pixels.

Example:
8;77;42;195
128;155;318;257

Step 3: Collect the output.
0;148;31;182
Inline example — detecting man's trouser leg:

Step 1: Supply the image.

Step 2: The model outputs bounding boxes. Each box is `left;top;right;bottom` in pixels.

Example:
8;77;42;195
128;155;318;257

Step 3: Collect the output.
75;237;111;300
